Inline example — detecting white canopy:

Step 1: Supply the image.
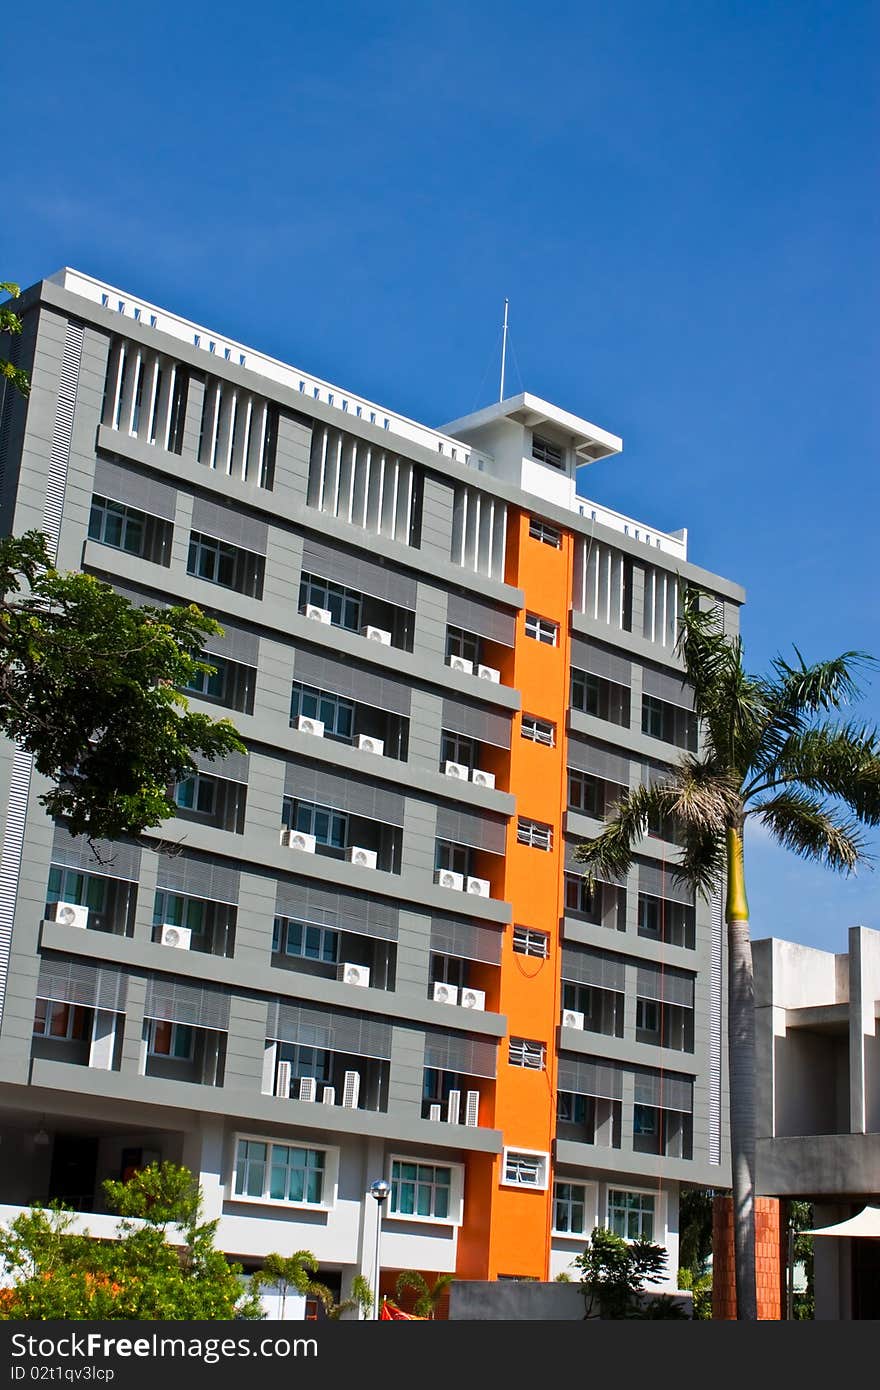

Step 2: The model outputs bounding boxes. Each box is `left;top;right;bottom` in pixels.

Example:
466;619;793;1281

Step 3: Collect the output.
806;1205;880;1238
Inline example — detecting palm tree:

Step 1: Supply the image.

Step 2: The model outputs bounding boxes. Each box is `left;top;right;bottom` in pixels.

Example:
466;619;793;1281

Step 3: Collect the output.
573;587;880;1319
252;1250;319;1319
394;1269;455;1318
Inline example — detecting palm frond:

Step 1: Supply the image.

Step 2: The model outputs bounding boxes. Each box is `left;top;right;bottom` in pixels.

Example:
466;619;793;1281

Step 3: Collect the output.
765;649;877;717
753;791;871;874
572;782;675;888
669;820;728;900
751;721;880;825
675;585;739;714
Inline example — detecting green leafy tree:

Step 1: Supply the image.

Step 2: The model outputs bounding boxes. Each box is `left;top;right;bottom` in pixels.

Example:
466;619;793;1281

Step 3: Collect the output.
678;1185;716;1275
0;530;245;841
393;1269;454;1318
573;588;880;1319
310;1273;373;1320
252;1251;320;1319
1;281;30;398
0;1162;261;1319
574;1227;672;1319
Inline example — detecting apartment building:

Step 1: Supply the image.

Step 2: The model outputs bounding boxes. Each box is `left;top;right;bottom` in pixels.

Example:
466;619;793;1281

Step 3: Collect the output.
0;270;741;1307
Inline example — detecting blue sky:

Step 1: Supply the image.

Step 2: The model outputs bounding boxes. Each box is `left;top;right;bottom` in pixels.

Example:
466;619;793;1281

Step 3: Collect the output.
4;1;878;954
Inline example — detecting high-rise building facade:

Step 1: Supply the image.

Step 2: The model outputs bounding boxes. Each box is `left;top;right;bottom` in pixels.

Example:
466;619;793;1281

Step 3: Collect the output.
0;270;740;1306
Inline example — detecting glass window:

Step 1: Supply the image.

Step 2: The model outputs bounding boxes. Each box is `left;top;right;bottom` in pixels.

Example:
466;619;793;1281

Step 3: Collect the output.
47;865;107;914
528;517;562;546
557;1091;587;1125
508;1037;545;1069
282;799;348;849
183;653;227;701
434;839;471;876
636;999;660;1034
517;818;552;850
147;1021;194;1059
269;1145;325;1204
521;716;555;746
445;626;481;665
299;574;362;631
173;775;216;816
153;890;206;937
422;1068;463;1104
234;1139;267;1199
187;532;264;598
272;916;339;963
503;1151;546;1187
512;926;549;958
440;731;478;770
553;1181;587;1235
276;1043;331;1085
607;1189;655;1241
531;435;564;468
290;682;355;740
32;999;89;1040
524;613;558;646
88;496;146;556
390;1160;451;1220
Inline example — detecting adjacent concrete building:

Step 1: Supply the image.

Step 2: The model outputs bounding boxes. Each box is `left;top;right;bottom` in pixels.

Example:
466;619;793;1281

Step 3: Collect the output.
754;927;880;1319
0;269;742;1308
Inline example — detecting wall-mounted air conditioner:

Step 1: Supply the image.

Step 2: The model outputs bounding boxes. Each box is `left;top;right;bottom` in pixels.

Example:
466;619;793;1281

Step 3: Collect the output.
428;1103;442;1122
274;1060;292;1098
432;981;459;1006
361;625;391;645
434;869;464;891
299;1076;317;1102
561;1009;585;1031
447;655;473;674
444;760;469;779
51;901;88;929
355;734;384;755
471;768;495;789
447;1089;461;1124
321;1086;336;1105
460;988;485;1011
293;715;324;737
477;665;500;683
302;604;332;623
159;924;191;950
281;829;316;853
342;1070;360;1109
466;876;490;898
339;962;370;988
465;1090;480;1127
346;846;377;869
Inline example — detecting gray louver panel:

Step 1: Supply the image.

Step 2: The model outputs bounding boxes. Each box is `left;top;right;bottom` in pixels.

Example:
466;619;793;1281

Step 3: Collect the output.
709;890;723;1164
51;825;142;883
633;1066;693;1113
639;758;675;789
267;1000;392;1060
566;736;631;785
636;963;695;1008
93;456;177;520
435;805;507;855
293;649;412;718
154;854;240;906
38;957;128;1013
423;1027;498;1079
144;977;230;1031
274;880;398;943
191;496;268;555
557;1054;623;1101
301;536;417;610
446;591;516;647
561;945;626;992
429;915;503;965
637;857;694;906
569;636;632;687
441;697;513;750
284;759;405;826
641;663;694;711
191;748;250;783
202;621;260;667
44;320;84;562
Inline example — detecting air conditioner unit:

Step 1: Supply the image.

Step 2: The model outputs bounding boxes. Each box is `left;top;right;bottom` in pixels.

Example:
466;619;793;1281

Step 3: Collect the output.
339;961;370;988
443;760;469;779
321;1085;336;1105
159;924;191;950
465;1091;480;1127
447;1089;461;1125
561;1009;585;1031
477;664;500;683
342;1070;360;1109
281;829;316;853
471;768;496;789
51;901;88;929
355;734;384;755
432;981;459;1006
428;1103;442;1122
299;1076;317;1102
346;845;377;870
302;604;332;623
447;654;473;675
460;988;485;1011
361;625;391;645
274;1060;292;1098
434;868;464;891
293;714;325;737
466;876;490;898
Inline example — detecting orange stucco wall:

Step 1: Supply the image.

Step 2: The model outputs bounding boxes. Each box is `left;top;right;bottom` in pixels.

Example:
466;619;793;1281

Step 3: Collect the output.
456;509;573;1279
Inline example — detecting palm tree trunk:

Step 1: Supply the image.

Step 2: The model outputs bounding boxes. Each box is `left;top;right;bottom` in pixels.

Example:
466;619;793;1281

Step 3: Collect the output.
726;826;757;1320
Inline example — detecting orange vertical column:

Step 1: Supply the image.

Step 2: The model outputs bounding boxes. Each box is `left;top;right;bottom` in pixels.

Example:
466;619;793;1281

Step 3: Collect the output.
456;508;573;1280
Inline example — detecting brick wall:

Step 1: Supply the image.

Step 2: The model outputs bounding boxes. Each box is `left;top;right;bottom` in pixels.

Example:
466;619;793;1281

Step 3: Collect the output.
712;1194;785;1319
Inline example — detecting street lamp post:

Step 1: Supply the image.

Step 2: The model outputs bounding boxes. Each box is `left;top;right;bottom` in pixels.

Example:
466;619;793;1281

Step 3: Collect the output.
369;1178;391;1319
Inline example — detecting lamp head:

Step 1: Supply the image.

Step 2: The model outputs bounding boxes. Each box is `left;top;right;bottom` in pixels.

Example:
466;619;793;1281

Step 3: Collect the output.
370;1178;391;1204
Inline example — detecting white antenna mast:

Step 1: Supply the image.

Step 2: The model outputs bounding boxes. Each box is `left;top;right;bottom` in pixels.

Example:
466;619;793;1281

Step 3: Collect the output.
499;298;509;402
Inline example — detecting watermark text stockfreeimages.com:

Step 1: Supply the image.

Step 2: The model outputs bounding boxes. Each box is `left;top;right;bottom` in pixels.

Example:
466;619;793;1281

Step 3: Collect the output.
10;1332;317;1368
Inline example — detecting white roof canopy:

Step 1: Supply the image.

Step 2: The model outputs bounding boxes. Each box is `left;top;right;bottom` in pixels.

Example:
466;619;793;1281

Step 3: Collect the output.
806;1205;880;1238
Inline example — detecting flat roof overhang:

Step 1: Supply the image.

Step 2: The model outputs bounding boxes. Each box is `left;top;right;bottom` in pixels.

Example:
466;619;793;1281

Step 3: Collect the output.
442;392;623;464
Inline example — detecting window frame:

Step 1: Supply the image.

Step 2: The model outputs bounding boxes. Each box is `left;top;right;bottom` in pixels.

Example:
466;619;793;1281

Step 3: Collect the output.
524;613;559;646
146;1019;195;1059
606;1187;657;1243
517;818;553;850
271;915;339;964
521;715;556;747
88;495;147;556
508;1036;546;1070
552;1180;593;1238
500;1147;550;1190
386;1154;465;1226
230;1132;339;1212
32;999;90;1041
512;925;549;959
531;435;565;468
290;681;356;741
528;517;562;547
